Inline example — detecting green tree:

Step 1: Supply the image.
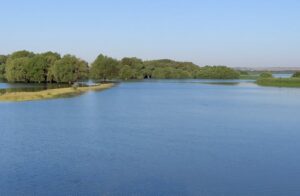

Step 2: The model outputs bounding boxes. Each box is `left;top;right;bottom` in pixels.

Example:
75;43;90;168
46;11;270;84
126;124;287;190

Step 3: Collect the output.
119;65;135;80
292;72;300;78
259;72;273;78
121;57;143;68
0;55;7;80
197;66;240;79
50;55;88;84
40;52;61;83
144;59;199;79
9;50;34;59
152;68;166;79
5;51;37;82
0;55;7;65
5;57;31;82
90;54;120;80
0;64;6;80
24;55;49;83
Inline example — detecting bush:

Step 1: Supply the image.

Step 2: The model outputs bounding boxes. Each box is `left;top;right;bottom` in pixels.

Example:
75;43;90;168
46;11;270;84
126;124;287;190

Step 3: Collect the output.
197;66;240;79
259;72;273;78
257;77;300;87
4;51;88;84
292;72;300;78
90;54;120;81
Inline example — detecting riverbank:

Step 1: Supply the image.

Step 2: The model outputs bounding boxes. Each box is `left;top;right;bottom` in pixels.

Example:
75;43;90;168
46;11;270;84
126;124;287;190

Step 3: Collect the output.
0;83;115;102
256;78;300;87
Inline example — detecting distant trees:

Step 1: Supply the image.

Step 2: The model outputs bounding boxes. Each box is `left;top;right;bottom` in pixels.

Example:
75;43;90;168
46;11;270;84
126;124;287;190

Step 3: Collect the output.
292;72;300;78
6;57;31;82
90;54;120;80
0;55;7;64
0;55;7;80
9;50;34;59
5;50;58;83
3;51;88;83
49;55;89;84
197;66;240;79
239;70;249;75
259;72;273;78
26;55;49;83
143;59;199;79
0;50;242;83
119;65;135;80
151;67;191;79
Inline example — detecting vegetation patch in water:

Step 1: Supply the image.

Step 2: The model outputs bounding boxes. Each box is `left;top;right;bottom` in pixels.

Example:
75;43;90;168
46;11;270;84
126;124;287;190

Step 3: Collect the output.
256;78;300;87
256;72;300;87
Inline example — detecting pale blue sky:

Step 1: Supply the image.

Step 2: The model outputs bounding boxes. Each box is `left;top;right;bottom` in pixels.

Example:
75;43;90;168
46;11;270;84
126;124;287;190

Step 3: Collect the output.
1;0;300;67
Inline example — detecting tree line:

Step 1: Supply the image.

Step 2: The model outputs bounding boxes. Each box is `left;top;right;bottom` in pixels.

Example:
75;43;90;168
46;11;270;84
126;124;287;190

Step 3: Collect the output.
0;50;240;83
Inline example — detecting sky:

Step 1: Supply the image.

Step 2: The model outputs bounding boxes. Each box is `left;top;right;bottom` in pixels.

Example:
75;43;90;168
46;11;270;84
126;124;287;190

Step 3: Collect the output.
1;0;300;67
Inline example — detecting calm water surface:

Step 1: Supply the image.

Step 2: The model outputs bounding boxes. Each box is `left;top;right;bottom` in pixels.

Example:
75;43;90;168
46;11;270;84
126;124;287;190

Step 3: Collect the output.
1;80;300;196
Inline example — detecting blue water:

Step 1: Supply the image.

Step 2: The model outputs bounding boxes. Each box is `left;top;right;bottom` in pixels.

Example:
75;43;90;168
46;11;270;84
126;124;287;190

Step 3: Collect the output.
1;80;300;196
0;82;9;89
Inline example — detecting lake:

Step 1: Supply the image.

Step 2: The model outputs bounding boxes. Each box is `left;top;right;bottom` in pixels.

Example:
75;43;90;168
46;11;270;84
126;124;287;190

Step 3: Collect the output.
1;80;300;195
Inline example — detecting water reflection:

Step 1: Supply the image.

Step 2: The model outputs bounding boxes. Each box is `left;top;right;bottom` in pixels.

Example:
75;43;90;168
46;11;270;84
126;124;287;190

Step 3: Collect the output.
0;82;93;94
0;83;70;94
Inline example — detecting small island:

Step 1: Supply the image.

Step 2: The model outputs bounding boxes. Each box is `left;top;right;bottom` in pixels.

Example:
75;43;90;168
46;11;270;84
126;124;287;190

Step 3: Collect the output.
256;72;300;87
0;83;114;102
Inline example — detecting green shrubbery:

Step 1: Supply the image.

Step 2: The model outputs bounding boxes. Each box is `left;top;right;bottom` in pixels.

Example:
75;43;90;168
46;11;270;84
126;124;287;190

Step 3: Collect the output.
197;66;240;79
0;55;7;80
292;72;300;78
259;72;273;78
257;77;300;87
3;51;88;83
0;50;241;83
256;72;300;87
90;54;120;81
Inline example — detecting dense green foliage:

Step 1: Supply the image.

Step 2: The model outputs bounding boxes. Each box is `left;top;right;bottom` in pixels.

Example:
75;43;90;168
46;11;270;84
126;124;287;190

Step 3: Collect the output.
292;71;300;78
197;66;240;79
119;65;136;80
118;58;239;80
238;70;249;75
1;51;241;83
143;59;199;79
3;51;88;83
90;54;120;80
257;77;300;87
119;57;144;80
50;55;89;84
259;72;273;78
0;55;7;80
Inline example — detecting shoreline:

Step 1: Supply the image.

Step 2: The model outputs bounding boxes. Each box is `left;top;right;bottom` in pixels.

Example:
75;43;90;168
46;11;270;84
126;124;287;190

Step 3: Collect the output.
0;83;115;102
256;78;300;88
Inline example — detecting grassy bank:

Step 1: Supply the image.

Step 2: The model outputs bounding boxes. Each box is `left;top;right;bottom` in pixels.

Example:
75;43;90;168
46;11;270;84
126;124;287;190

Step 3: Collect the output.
0;83;115;102
256;78;300;87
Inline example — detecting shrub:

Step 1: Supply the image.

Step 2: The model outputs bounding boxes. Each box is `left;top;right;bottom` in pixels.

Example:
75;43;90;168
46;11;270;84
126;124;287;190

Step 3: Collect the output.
292;72;300;78
197;66;240;79
259;72;273;78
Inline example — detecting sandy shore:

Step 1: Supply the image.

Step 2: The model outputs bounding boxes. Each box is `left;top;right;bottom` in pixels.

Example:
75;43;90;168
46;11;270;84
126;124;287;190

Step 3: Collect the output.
0;83;115;102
